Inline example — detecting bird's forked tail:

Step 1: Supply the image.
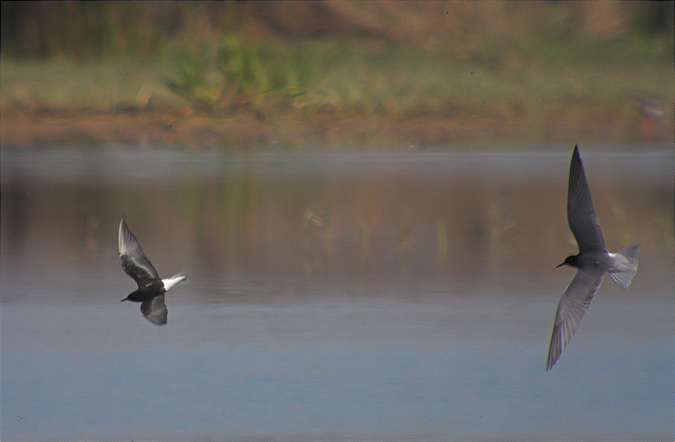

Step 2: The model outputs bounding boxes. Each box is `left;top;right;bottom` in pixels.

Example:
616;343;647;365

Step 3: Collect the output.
162;271;189;291
609;245;639;289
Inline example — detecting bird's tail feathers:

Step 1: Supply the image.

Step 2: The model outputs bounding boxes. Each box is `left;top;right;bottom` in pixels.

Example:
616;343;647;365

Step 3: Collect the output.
609;245;639;289
162;271;189;291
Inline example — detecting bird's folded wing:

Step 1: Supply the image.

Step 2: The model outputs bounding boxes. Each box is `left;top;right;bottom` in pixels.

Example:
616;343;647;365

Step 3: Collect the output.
119;218;160;285
567;147;606;253
546;269;603;370
140;295;168;325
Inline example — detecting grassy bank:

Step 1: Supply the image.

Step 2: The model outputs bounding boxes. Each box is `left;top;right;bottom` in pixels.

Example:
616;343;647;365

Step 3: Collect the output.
1;4;672;149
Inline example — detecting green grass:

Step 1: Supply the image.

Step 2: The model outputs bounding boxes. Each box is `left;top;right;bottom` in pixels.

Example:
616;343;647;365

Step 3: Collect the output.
2;33;671;116
2;31;672;149
0;58;182;109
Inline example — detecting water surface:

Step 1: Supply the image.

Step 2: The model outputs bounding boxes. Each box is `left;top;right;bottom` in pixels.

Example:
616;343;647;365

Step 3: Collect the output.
2;147;673;440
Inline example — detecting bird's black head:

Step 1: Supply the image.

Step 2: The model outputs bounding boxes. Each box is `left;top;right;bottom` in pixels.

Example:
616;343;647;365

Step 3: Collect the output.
121;290;142;303
556;255;579;268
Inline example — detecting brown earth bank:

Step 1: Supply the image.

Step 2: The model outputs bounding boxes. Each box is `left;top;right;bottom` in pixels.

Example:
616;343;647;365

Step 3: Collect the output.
2;104;670;150
3;3;671;150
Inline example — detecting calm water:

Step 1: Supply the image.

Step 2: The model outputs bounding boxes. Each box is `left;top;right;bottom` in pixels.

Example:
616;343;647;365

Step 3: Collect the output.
1;146;673;440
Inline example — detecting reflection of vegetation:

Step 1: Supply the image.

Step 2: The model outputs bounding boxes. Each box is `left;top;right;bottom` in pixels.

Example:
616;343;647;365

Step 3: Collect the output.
436;221;448;265
359;220;374;262
5;158;671;281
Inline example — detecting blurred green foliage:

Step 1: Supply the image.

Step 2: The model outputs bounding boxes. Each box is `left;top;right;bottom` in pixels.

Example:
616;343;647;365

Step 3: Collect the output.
165;34;312;112
1;1;672;136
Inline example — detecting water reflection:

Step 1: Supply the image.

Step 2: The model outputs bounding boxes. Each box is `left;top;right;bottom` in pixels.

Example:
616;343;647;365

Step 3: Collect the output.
1;147;673;439
2;149;673;289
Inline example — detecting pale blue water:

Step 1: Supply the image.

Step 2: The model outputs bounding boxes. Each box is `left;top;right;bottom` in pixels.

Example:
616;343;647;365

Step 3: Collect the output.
2;147;673;440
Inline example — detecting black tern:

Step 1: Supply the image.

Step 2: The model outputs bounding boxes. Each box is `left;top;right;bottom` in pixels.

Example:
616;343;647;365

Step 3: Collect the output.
118;216;188;325
546;145;639;371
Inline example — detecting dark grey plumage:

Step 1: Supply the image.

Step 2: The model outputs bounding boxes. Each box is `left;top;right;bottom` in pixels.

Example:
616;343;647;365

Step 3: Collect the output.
546;146;639;371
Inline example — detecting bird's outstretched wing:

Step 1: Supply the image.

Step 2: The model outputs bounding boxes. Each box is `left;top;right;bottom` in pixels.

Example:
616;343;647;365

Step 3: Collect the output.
546;268;604;370
140;295;168;325
567;145;606;253
119;217;160;287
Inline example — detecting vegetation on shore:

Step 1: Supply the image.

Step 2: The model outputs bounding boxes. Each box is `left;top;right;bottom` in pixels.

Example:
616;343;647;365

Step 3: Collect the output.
1;2;672;149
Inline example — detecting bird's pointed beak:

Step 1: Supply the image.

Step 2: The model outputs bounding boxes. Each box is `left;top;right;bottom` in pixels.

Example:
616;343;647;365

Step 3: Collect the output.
121;297;129;302
556;262;565;268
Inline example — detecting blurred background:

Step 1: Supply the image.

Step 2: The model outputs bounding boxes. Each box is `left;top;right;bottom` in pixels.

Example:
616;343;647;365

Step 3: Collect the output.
1;1;673;148
1;3;673;440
